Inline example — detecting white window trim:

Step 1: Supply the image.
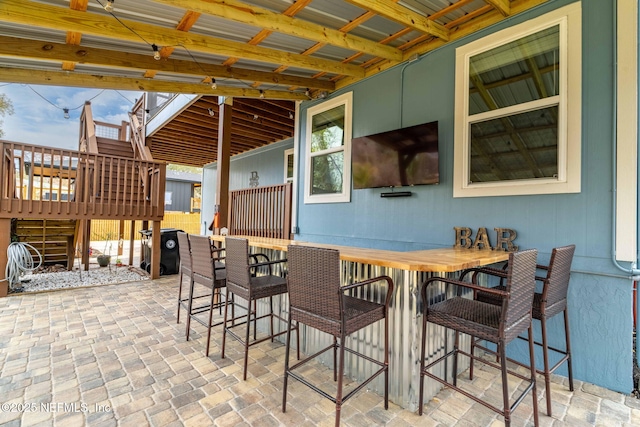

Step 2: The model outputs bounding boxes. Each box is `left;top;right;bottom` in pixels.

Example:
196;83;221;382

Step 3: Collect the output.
453;2;581;198
304;92;352;204
284;148;294;183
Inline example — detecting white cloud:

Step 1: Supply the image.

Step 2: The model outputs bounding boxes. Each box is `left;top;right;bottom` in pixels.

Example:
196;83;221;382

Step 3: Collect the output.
0;83;142;150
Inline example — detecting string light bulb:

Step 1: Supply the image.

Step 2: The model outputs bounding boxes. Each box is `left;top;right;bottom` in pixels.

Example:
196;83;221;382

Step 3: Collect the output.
208;108;215;116
152;44;161;60
289;111;294;120
259;90;265;99
210;78;217;90
63;108;70;119
104;0;114;12
305;88;310;97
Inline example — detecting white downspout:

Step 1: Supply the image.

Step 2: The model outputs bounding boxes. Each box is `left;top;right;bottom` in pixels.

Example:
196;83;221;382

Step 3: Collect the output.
612;0;640;276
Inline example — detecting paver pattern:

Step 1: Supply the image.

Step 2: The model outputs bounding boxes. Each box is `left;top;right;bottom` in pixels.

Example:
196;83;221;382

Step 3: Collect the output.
0;277;638;426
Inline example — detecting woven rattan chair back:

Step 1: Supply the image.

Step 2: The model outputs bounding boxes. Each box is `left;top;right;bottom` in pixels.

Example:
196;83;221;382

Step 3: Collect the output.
286;245;342;325
183;234;226;357
501;249;538;340
189;234;218;287
224;237;253;298
283;244;392;427
176;232;193;324
541;244;575;314
177;232;192;274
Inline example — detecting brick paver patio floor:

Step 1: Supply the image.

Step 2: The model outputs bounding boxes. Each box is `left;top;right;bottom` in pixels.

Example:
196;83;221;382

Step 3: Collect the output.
1;276;639;426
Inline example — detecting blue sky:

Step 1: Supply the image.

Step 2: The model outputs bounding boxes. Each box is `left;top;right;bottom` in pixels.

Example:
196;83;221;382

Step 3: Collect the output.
0;83;142;150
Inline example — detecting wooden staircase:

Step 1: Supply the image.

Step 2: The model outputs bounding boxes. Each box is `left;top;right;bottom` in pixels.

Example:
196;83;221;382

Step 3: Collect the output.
14;219;78;269
96;136;135;158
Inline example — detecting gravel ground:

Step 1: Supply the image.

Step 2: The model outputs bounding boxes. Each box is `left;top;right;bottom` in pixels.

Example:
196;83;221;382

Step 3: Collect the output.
7;240;149;294
12;265;149;293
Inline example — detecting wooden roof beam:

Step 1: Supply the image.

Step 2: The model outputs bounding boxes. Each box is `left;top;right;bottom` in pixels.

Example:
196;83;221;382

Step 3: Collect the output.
64;0;88;72
152;0;402;61
484;0;511;16
0;67;308;100
222;0;313;68
343;0;450;41
0;0;365;77
0;36;334;91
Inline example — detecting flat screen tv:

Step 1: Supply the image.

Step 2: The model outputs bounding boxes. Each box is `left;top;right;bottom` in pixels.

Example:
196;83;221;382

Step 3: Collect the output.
351;121;439;189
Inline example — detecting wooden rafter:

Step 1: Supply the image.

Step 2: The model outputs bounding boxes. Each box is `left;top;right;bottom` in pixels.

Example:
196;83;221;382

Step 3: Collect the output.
484;0;511;16
64;0;88;72
0;67;307;100
152;0;402;61
0;36;334;91
0;0;365;78
343;0;450;41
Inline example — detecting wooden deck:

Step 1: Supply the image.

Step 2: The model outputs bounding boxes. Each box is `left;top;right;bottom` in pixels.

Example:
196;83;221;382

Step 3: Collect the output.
0;141;166;221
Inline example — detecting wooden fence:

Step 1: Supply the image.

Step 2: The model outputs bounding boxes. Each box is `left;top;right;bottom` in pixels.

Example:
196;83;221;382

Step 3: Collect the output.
89;212;201;241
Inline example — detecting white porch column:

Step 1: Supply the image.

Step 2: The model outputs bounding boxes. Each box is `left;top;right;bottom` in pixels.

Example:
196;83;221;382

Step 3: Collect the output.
615;0;638;262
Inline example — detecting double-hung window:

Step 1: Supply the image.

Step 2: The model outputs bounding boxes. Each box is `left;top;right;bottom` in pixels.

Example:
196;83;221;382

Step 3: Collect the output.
304;92;352;203
453;3;581;197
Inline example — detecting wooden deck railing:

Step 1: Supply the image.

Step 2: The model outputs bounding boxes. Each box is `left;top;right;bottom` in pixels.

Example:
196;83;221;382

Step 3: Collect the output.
79;101;99;153
0;141;166;221
129;97;153;161
228;183;292;239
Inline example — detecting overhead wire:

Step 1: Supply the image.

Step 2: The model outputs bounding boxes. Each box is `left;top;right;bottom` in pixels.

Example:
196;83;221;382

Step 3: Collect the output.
26;85;107;112
93;0;299;97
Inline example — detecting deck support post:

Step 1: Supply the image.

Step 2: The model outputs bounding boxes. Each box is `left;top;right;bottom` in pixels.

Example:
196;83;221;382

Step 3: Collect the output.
150;220;161;279
215;97;232;233
118;220;125;257
81;219;91;271
129;220;135;266
0;218;10;297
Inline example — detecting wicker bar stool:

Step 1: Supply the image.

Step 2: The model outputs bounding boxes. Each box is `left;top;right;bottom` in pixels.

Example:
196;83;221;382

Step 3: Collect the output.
176;232;193;324
419;249;539;427
185;234;227;356
467;244;575;416
282;245;394;427
220;237;298;380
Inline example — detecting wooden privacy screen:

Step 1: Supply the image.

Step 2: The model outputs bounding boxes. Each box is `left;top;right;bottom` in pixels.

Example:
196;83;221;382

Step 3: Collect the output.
228;183;292;239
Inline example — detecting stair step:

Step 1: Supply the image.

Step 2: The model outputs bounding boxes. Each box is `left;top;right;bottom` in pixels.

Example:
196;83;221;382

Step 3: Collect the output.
96;137;135;158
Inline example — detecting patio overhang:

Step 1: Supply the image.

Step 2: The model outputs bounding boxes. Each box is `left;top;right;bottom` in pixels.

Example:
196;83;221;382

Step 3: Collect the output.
0;0;552;166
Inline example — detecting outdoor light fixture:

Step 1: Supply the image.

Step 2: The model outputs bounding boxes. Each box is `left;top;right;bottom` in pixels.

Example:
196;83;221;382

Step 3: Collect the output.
63;108;70;119
104;0;114;12
152;44;161;60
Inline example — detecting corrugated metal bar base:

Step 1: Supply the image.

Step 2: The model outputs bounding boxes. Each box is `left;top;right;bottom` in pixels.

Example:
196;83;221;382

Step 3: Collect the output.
245;247;473;412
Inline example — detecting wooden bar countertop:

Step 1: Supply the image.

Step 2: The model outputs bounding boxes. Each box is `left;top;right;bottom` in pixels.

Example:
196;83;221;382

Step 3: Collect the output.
210;235;509;273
